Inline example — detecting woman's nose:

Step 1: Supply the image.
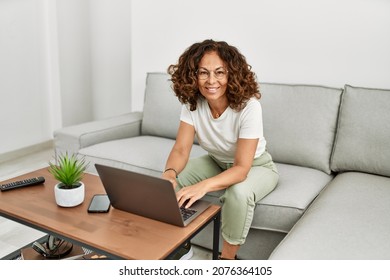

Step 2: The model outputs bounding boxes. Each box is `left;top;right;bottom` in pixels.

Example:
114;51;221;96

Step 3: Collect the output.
206;72;217;83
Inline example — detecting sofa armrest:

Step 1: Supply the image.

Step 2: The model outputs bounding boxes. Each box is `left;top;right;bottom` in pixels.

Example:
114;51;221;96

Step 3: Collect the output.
54;112;143;156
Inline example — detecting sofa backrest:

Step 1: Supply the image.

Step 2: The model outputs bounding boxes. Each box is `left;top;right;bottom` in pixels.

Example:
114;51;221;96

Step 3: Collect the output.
331;85;390;177
141;74;345;174
260;83;343;174
141;72;182;139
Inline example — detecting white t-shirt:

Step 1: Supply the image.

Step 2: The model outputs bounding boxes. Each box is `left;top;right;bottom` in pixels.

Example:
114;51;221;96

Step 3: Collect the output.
180;97;266;163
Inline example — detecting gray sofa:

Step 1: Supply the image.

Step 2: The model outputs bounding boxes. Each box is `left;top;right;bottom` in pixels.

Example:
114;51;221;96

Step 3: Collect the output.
54;73;390;259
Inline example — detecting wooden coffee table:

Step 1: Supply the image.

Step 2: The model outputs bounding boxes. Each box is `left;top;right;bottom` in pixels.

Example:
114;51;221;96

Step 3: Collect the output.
0;168;221;260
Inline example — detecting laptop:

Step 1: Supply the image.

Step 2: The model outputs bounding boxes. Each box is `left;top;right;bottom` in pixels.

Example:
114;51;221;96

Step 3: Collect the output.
95;164;211;227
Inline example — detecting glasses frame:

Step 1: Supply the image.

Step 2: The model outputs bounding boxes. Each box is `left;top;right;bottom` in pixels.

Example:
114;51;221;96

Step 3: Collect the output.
195;67;228;80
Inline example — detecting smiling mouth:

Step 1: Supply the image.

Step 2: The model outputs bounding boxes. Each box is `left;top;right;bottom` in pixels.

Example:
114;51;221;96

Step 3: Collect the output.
206;86;219;93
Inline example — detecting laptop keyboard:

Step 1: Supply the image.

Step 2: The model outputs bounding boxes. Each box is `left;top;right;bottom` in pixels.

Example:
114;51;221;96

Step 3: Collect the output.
180;207;197;221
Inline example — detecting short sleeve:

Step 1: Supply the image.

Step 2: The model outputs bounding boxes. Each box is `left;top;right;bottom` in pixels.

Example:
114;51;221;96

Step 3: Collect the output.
239;99;263;139
180;104;193;126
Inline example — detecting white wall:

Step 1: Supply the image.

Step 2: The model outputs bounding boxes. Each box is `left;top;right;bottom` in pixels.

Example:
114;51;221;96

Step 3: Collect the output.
0;0;56;154
1;0;390;156
56;0;131;124
0;0;132;156
56;0;93;127
130;0;390;111
89;0;132;120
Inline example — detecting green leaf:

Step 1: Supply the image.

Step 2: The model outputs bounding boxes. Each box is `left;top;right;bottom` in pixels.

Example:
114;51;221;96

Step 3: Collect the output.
48;152;89;189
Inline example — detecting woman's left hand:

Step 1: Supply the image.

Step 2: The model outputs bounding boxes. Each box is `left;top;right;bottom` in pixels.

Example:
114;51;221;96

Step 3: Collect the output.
176;182;207;208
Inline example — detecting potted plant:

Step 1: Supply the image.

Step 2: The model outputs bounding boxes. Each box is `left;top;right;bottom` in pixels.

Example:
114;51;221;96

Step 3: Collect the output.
48;152;89;207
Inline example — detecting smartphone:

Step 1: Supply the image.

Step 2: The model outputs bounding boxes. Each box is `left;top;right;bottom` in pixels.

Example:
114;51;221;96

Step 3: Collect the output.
88;194;111;213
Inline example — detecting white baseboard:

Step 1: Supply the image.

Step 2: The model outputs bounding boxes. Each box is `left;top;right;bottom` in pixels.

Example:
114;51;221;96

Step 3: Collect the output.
0;140;54;164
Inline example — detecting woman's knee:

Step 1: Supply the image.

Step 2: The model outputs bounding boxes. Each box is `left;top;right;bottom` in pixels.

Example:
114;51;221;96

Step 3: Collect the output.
221;184;255;206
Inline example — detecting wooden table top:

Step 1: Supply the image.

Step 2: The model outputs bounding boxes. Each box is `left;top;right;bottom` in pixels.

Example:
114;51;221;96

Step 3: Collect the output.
0;168;220;259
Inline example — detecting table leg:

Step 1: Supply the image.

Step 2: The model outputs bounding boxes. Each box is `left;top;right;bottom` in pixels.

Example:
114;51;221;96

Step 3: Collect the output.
212;211;221;260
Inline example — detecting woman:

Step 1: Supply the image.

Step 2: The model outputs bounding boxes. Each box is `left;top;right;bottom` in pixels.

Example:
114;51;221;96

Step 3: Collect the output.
162;39;279;260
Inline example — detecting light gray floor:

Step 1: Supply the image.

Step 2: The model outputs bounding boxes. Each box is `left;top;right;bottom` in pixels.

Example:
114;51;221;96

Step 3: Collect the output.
0;149;52;259
0;148;212;260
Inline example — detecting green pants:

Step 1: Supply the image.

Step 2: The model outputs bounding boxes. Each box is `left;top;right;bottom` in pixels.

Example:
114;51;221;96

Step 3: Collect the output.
177;151;279;245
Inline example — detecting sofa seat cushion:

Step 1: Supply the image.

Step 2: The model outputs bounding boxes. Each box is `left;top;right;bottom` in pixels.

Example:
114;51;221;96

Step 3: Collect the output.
78;135;207;177
201;162;334;233
269;172;390;259
252;163;333;233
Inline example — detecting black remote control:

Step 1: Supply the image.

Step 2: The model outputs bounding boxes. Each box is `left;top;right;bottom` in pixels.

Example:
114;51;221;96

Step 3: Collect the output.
0;176;45;192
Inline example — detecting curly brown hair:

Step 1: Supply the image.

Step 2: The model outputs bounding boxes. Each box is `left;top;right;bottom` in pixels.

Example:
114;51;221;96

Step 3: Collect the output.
167;39;260;111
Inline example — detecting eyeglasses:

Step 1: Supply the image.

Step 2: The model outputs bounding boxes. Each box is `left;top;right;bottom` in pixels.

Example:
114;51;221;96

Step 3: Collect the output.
196;67;228;80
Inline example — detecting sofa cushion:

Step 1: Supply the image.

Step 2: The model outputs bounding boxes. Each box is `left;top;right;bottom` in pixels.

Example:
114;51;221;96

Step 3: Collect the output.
260;83;343;174
331;85;390;177
252;163;333;232
141;73;182;139
203;162;334;233
269;172;390;259
78;136;207;177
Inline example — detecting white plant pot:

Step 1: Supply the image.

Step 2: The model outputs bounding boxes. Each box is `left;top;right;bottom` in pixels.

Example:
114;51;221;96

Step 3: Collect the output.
54;182;85;207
